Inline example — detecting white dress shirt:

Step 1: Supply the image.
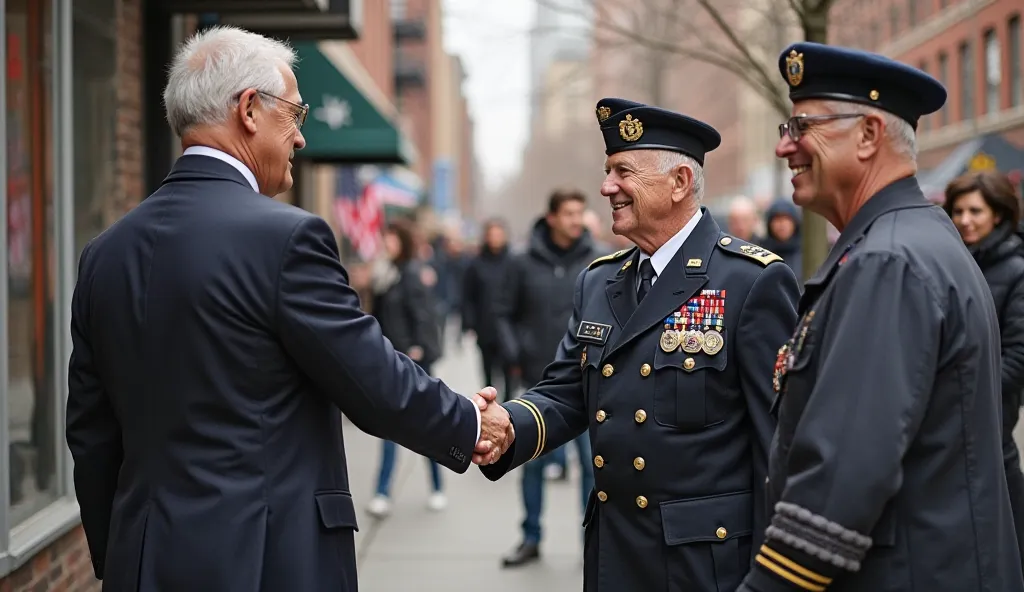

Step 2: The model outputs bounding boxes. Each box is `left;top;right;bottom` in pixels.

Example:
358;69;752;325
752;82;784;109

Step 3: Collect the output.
180;148;484;447
183;146;260;193
638;208;703;287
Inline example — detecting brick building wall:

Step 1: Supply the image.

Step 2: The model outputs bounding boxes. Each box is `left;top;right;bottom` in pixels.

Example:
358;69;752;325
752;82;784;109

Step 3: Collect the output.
349;0;395;102
0;0;142;588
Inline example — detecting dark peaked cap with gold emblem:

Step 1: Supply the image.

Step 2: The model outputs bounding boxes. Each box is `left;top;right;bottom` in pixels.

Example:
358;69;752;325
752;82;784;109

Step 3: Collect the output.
778;42;947;129
595;97;644;125
597;100;722;167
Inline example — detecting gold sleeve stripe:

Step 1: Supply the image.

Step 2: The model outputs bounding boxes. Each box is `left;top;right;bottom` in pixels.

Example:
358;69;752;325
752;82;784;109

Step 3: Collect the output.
760;545;832;585
516;399;547;460
755;555;827;592
507;399;543;460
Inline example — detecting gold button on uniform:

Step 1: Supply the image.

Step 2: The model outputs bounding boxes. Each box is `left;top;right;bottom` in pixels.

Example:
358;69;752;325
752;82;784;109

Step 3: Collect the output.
602;364;614;377
597;491;608;502
633;457;645;471
640;363;651;377
683;357;696;370
634;409;647;424
596;410;607;423
594;455;605;468
636;496;648;509
716;527;728;539
720;237;733;246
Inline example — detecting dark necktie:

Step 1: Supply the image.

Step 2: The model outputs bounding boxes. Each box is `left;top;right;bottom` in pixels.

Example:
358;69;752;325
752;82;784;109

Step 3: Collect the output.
637;259;656;304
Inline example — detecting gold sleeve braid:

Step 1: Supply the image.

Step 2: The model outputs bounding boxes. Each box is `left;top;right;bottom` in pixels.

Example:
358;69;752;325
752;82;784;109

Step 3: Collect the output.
507;399;547;461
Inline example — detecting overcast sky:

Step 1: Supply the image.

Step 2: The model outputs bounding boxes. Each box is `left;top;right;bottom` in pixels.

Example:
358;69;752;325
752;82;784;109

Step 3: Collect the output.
442;0;535;191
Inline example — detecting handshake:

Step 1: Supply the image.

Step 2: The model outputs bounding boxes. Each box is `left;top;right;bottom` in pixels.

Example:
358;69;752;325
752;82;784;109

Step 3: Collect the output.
470;387;515;466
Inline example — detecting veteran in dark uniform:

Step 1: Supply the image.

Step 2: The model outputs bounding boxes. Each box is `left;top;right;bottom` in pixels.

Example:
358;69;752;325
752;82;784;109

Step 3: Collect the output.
479;98;801;591
738;43;1024;592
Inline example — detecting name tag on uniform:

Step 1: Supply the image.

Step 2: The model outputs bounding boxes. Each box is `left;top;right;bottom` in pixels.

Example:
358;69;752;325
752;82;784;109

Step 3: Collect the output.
576;321;612;345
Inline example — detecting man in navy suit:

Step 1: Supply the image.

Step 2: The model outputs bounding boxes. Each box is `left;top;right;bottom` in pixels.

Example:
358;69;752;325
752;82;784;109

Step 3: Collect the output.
65;26;512;592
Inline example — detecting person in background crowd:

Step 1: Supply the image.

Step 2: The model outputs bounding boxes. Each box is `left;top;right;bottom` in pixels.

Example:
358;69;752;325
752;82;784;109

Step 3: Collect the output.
583;208;614;254
944;170;1024;565
430;230;469;350
759;199;803;280
495;188;600;568
727;195;763;243
367;219;448;518
463;219;517;403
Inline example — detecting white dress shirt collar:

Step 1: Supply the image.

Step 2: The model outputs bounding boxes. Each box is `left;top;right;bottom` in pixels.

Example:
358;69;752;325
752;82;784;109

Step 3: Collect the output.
182;146;260;193
638;208;703;282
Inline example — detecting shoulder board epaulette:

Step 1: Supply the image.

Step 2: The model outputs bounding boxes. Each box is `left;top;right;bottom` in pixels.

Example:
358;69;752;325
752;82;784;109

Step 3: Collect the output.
588;248;633;270
716;236;783;266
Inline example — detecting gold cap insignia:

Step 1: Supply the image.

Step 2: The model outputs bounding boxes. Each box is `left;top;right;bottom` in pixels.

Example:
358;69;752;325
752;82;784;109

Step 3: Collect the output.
786;50;804;87
619;114;644;142
969;152;997;172
869;89;880;101
596;106;611;123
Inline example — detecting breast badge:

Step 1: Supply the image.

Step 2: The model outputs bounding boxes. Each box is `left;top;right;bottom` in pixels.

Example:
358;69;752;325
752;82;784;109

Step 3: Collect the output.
661;290;726;355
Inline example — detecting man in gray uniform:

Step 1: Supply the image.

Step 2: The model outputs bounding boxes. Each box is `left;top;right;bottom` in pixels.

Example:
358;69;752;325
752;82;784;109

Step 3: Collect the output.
738;42;1024;592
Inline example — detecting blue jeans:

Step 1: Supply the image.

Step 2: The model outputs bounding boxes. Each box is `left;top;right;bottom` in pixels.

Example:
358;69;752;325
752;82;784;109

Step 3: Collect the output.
521;434;594;545
375;439;443;497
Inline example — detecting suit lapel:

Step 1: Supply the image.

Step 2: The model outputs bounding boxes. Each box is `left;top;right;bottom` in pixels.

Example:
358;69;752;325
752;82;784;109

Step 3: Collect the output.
604;252;639;329
606;212;718;358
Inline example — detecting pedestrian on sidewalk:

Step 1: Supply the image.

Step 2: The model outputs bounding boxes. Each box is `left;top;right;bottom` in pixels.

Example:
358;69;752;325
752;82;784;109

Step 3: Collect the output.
494;188;601;567
368;219;448;517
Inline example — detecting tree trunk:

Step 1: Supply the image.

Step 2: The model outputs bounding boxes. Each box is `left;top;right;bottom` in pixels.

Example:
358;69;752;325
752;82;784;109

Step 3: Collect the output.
799;2;831;281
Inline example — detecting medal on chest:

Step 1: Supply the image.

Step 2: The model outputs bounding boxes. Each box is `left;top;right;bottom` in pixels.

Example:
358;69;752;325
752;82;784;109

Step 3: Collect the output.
774;310;816;395
660;289;726;356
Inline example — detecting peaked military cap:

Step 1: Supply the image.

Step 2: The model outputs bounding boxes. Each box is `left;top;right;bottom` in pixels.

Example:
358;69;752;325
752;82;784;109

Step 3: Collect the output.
597;101;722;166
595;98;645;125
778;42;947;129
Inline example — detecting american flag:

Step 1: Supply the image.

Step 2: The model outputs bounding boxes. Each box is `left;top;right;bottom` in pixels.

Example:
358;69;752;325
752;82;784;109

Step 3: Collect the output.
334;166;382;261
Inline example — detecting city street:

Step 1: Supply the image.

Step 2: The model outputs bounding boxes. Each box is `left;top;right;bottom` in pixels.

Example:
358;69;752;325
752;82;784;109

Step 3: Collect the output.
345;332;586;591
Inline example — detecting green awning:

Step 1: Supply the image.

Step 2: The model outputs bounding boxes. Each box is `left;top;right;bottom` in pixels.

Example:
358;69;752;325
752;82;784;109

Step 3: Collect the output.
292;41;417;165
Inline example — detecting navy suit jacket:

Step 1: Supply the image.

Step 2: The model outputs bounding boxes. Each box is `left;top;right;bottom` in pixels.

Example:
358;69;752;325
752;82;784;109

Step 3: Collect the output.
65;155;479;592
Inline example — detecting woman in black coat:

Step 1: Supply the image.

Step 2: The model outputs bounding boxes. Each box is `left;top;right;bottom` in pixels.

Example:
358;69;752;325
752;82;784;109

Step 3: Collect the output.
945;171;1024;562
366;219;446;519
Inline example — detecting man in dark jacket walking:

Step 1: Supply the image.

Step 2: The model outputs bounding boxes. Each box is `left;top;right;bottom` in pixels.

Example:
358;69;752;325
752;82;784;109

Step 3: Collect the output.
760;199;803;281
496;189;600;567
463;219;516;402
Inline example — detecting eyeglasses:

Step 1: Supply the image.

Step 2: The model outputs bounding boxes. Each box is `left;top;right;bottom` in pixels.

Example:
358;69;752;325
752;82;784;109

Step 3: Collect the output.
778;113;865;142
238;90;309;129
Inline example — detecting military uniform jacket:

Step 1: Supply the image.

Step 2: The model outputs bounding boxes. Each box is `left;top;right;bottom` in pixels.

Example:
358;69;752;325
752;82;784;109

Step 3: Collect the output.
739;177;1024;592
481;210;800;591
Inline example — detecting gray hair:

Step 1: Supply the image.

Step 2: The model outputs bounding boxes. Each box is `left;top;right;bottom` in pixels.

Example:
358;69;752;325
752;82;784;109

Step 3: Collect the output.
821;100;917;160
163;26;298;137
656;151;705;203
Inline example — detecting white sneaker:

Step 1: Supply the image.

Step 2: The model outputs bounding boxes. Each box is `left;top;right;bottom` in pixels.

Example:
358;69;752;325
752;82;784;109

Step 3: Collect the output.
427;492;448;512
544;464;564;480
367;495;391;518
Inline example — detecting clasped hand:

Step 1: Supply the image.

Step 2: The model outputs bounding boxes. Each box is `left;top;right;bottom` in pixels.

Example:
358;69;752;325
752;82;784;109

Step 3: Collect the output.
471;387;514;465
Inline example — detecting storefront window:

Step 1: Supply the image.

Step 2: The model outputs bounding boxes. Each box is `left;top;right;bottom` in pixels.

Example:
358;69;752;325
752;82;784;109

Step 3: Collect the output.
73;0;117;255
6;0;58;527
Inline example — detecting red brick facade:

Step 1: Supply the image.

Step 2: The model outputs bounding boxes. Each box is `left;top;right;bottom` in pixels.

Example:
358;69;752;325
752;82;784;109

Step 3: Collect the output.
0;527;98;592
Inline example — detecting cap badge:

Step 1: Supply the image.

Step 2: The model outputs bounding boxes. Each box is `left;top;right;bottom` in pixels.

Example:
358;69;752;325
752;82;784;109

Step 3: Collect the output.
786;50;804;86
596;106;612;123
619;114;644;142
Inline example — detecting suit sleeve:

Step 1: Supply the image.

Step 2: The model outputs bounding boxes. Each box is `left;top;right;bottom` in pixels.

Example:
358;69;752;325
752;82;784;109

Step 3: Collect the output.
741;253;940;592
65;244;123;579
736;262;800;551
494;257;524;365
275;217;478;473
480;267;590;480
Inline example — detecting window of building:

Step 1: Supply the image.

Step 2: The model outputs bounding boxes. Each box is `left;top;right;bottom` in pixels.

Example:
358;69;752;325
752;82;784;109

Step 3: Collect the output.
890;4;900;39
938;51;949;126
1011;15;1022;107
959;40;974;121
983;28;1001;114
6;0;59;530
907;0;918;27
390;0;407;19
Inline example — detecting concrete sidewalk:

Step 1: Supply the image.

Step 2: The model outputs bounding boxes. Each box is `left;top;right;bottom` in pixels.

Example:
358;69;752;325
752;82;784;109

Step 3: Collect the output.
346;334;586;591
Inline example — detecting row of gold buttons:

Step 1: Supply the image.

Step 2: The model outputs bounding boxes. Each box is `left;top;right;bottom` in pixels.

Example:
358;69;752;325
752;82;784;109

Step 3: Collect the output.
594;409;647;424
